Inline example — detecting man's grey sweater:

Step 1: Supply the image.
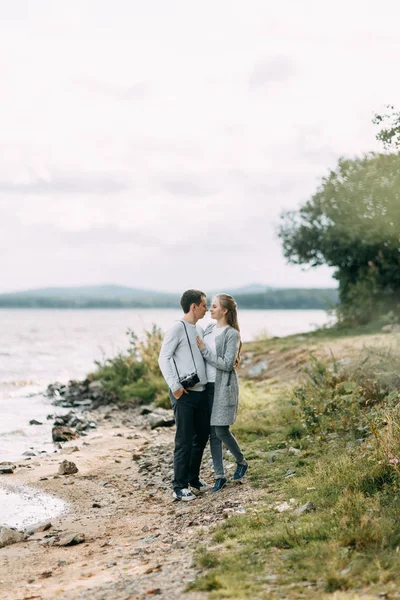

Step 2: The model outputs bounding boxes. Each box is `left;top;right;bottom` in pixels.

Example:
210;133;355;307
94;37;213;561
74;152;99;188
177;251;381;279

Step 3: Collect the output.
158;320;207;393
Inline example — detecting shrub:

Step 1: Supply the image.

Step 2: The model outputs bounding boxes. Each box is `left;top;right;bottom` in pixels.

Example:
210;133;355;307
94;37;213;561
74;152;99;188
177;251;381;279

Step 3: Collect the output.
90;325;168;405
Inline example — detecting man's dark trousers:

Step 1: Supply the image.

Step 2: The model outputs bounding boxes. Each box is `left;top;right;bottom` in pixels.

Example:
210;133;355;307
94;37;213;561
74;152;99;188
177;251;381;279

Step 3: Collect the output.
170;389;210;492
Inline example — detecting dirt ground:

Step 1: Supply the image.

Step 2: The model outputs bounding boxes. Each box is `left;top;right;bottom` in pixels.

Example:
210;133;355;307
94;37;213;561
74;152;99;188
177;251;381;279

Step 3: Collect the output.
0;409;261;600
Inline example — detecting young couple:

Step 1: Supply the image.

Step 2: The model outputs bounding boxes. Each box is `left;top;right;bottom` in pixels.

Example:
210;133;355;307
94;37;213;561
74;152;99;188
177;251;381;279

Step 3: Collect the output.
158;289;248;501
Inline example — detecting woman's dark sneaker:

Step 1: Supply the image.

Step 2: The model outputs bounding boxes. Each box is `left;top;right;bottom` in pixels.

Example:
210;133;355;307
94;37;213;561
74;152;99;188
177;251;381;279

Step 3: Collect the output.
212;477;227;493
233;462;248;481
173;488;196;501
189;478;211;495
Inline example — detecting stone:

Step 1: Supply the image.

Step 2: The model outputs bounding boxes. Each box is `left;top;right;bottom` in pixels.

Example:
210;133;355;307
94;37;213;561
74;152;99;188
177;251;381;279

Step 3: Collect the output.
55;532;85;546
275;501;292;513
29;419;43;425
52;427;79;442
88;381;103;392
0;526;25;548
248;359;269;377
58;460;79;475
294;501;316;515
0;462;15;474
149;416;175;430
284;469;296;478
61;446;80;454
25;521;52;535
288;447;301;456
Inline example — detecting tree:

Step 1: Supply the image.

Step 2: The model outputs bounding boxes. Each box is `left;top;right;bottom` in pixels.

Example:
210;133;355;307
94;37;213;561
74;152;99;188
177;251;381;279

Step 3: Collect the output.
373;105;400;151
279;152;400;324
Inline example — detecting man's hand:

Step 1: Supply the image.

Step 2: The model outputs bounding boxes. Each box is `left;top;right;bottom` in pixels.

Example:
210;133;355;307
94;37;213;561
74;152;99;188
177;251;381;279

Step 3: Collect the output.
196;336;205;350
173;387;188;399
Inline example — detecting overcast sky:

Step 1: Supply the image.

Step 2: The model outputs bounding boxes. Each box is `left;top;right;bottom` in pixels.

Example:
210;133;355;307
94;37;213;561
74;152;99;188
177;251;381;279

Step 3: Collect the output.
1;0;399;293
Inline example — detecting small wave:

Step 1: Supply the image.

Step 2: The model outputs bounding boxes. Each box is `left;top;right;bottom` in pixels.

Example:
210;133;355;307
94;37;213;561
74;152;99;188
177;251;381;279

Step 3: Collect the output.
0;380;38;387
0;429;27;438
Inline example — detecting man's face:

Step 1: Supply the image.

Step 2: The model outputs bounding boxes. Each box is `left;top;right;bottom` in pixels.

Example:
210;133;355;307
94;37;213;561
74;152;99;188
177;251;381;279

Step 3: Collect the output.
193;296;208;321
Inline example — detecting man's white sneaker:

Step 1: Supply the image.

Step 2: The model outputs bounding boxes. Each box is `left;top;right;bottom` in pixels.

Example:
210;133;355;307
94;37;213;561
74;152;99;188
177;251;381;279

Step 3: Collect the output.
190;478;211;495
173;488;196;501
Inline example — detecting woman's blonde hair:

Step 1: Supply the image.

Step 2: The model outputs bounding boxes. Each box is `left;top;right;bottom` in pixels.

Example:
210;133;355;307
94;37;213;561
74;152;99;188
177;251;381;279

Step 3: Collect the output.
216;293;242;366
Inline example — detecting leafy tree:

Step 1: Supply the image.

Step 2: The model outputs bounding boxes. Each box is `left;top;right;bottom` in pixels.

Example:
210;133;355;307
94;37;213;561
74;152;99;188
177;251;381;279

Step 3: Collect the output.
279;151;400;324
373;105;400;151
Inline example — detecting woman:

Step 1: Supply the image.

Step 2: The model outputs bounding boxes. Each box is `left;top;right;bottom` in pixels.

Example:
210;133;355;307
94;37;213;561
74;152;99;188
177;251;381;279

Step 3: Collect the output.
196;293;248;493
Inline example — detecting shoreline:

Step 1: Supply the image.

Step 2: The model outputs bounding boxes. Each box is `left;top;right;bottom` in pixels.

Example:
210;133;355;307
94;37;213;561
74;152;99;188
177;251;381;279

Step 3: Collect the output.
0;403;258;600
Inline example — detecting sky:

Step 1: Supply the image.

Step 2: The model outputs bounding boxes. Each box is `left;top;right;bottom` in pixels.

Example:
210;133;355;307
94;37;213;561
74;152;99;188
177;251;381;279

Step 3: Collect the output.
1;0;399;293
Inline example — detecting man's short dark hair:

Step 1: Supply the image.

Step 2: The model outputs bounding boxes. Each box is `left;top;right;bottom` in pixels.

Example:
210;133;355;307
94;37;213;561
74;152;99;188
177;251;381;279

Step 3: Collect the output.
180;289;206;313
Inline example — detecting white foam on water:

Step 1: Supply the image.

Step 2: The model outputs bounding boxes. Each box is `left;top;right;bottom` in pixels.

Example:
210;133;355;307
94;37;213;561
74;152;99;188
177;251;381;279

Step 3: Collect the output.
0;480;67;530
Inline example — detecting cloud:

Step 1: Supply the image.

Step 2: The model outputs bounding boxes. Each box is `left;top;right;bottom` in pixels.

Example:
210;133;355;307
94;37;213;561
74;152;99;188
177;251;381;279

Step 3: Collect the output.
0;172;128;195
1;0;396;293
78;77;153;103
249;56;297;88
154;174;219;197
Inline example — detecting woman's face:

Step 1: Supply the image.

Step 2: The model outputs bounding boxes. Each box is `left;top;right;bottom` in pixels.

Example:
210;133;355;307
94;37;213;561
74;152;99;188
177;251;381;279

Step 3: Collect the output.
209;296;227;321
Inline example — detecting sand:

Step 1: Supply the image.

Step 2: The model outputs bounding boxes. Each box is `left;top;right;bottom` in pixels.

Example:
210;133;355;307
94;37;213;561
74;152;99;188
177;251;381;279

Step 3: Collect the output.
0;406;258;600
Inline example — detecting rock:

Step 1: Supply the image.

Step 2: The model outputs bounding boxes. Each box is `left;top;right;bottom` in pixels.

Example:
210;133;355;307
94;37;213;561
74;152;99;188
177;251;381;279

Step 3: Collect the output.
61;446;80;454
29;419;43;425
26;522;52;535
294;501;316;515
284;469;296;478
52;427;79;442
73;399;93;408
0;462;16;474
248;359;269;377
58;460;78;475
22;451;36;457
55;532;85;546
288;447;301;456
0;526;25;548
92;503;101;508
88;381;103;393
275;501;293;513
149;415;175;430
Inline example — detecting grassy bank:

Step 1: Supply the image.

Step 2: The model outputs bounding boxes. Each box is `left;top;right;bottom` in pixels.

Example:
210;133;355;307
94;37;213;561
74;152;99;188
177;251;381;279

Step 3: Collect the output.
190;332;400;598
86;322;400;596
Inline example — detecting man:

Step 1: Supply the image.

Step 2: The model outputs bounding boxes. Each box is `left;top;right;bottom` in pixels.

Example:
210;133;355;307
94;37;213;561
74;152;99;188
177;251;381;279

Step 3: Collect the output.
158;289;210;501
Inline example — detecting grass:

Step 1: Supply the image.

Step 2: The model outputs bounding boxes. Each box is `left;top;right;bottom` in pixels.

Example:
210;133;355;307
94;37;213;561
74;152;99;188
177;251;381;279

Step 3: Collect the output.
189;336;400;599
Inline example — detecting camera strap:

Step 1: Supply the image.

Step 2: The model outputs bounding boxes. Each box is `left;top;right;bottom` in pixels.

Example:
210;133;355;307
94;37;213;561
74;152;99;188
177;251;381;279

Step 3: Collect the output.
172;320;197;379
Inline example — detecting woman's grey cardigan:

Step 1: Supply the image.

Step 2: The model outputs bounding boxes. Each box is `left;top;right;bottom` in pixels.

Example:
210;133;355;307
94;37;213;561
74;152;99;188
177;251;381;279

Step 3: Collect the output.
200;324;240;426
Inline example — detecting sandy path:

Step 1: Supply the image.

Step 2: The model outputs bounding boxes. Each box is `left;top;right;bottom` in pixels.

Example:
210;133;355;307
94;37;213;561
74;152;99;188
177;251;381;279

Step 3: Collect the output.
0;407;259;600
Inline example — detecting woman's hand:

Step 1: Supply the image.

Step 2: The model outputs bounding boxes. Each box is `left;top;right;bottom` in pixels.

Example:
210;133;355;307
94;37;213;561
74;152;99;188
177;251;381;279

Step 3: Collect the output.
196;336;205;350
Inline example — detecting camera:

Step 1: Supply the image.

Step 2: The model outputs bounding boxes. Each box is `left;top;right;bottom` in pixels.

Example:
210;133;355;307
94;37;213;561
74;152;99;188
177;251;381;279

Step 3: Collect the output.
179;372;200;390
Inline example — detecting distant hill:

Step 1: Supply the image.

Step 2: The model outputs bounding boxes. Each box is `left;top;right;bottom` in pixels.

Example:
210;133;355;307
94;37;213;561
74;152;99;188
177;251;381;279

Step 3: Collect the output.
0;284;338;310
211;284;275;295
1;285;168;299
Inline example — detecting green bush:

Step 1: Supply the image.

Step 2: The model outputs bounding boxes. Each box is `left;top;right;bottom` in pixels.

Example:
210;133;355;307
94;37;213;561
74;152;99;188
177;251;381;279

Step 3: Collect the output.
89;325;168;405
